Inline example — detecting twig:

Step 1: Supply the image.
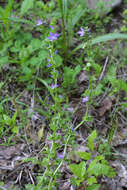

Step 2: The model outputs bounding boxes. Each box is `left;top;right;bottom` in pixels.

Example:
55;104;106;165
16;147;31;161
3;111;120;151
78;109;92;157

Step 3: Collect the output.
99;56;109;81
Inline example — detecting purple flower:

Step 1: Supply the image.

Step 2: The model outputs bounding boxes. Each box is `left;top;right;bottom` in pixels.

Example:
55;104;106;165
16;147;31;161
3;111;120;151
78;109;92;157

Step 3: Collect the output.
47;63;52;67
51;83;58;89
77;27;85;37
48;32;59;41
36;19;42;26
55;50;58;54
50;25;54;30
82;96;89;103
58;152;64;159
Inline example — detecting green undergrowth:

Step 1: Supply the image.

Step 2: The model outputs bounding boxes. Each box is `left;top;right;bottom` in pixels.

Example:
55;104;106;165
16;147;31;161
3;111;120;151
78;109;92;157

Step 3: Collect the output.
0;0;127;189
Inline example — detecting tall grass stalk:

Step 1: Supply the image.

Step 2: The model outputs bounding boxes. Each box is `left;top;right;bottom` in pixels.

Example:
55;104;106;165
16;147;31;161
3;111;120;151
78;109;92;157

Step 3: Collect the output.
57;0;68;63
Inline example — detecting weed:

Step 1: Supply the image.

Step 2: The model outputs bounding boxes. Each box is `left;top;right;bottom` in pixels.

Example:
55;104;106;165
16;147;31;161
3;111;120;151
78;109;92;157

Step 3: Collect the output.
68;130;115;190
0;0;127;190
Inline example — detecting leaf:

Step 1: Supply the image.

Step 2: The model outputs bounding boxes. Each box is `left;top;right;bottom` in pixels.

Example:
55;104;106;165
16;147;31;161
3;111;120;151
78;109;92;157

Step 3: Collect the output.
3;114;11;125
86;184;100;190
87;176;97;185
37;78;55;101
70;33;127;56
70;177;83;187
62;0;68;20
62;65;81;88
72;7;85;26
3;0;14;26
29;38;42;52
20;0;34;16
88;130;97;151
54;54;63;67
78;152;91;160
94;155;105;161
38;124;45;142
94;83;103;97
0;7;4;18
23;157;39;164
69;161;86;179
38;50;49;60
9;17;34;25
12;125;18;134
87;163;115;177
0;82;4;89
12;111;17;125
0;56;8;67
91;33;127;45
117;79;127;92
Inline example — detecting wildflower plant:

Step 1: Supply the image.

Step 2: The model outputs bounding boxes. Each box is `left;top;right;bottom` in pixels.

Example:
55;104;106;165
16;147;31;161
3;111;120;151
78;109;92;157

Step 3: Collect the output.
1;1;127;190
69;130;116;190
35;25;73;190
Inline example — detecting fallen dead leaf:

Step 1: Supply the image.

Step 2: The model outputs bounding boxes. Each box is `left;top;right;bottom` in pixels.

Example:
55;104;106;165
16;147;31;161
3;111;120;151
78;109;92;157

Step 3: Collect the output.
58;181;71;190
78;70;89;84
111;160;127;188
0;144;25;160
98;96;115;116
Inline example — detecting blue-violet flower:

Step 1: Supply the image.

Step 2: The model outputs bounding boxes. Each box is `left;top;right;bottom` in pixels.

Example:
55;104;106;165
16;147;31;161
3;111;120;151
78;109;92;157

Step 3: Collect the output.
82;96;89;103
36;19;42;26
58;152;64;159
47;63;52;67
51;83;58;89
48;32;59;41
50;25;54;30
77;27;85;37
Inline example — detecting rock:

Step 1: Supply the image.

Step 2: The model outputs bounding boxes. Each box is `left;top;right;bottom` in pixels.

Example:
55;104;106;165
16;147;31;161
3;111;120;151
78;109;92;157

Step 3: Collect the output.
85;0;122;16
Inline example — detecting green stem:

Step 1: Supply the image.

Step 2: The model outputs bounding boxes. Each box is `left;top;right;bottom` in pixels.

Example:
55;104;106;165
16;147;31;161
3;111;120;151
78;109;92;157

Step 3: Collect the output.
48;134;71;190
58;0;68;63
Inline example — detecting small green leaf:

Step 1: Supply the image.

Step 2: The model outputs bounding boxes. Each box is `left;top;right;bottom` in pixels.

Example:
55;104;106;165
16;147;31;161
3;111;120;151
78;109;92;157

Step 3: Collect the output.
70;177;83;187
95;155;105;161
87;176;97;185
86;184;100;190
88;130;97;151
38;50;49;60
12;111;17;125
29;38;42;52
69;161;86;179
94;84;103;97
78;152;91;160
0;82;4;89
54;54;63;67
117;79;127;92
20;0;34;16
3;114;11;125
12;126;18;134
38;124;45;142
0;56;8;66
88;163;115;177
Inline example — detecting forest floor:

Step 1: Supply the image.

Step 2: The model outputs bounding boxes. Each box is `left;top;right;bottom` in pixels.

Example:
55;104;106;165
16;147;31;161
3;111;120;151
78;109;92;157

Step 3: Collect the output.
0;0;127;190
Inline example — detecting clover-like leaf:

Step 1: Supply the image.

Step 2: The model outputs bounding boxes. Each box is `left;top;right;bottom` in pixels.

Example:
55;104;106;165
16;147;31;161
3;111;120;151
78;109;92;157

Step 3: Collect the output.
88;130;97;151
78;152;91;160
69;161;86;179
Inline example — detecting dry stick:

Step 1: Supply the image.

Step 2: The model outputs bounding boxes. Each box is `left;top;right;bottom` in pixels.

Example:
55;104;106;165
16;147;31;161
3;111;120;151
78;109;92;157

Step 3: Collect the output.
99;56;109;81
28;170;35;185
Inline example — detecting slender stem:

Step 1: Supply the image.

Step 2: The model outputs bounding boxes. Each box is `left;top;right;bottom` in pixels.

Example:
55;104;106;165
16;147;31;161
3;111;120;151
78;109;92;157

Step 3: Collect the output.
48;134;71;190
58;0;68;63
